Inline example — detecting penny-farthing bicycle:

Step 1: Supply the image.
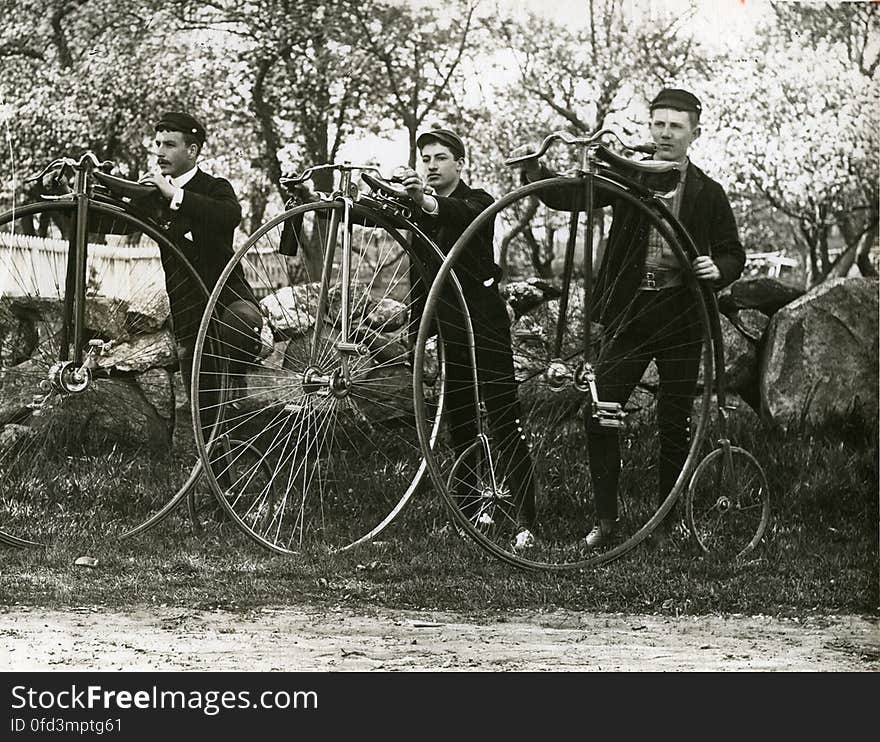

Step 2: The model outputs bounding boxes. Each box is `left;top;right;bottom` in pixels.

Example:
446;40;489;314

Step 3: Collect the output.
0;152;214;548
189;163;459;554
412;131;770;570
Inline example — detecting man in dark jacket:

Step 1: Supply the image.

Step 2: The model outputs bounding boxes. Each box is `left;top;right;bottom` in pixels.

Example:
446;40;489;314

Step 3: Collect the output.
520;89;745;548
137;112;261;402
397;129;537;548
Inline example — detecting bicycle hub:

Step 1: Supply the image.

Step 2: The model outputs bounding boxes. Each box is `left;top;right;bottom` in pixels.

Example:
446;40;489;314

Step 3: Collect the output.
545;360;572;392
300;366;351;398
47;361;91;394
301;367;330;395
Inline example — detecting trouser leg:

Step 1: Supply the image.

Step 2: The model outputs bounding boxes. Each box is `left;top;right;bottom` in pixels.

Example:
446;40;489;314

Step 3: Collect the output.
474;317;535;529
585;326;652;522
438;291;536;528
653;296;703;513
217;299;263;388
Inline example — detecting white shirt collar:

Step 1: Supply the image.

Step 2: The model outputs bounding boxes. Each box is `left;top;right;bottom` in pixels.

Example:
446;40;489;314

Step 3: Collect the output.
168;165;199;188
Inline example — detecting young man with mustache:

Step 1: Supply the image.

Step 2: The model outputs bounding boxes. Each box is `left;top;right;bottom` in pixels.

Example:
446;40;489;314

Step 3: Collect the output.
137;112;262;405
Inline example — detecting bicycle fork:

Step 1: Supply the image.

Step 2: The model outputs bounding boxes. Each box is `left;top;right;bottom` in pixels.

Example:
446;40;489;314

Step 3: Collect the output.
30;168;113;414
539;163;625;429
300;171;370;401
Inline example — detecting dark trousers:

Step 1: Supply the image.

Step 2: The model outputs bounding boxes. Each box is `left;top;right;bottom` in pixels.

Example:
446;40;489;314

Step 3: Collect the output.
585;288;703;521
437;286;536;528
177;299;263;441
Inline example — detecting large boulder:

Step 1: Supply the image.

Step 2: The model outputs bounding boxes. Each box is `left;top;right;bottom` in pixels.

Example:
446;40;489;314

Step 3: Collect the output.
760;277;878;427
718;276;805;316
136;367;176;422
0;359;46;424
260;284;318;339
365;297;408;332
124;289;170;334
502;278;562;319
719;309;769;411
97;329;177;372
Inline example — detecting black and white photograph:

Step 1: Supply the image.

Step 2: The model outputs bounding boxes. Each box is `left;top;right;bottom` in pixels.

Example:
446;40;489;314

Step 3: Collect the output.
0;0;876;709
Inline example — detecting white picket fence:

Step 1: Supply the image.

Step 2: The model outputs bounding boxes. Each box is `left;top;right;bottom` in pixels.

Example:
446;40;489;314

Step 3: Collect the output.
0;232;167;300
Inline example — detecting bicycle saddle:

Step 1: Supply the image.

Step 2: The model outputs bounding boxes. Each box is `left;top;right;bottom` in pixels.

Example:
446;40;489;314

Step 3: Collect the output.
361;172;410;200
595;144;678;175
93;171;158;200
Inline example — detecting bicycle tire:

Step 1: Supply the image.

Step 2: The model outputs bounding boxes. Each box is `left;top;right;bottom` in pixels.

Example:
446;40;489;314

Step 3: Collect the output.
191;199;447;554
0;199;209;547
413;175;717;570
686;444;771;560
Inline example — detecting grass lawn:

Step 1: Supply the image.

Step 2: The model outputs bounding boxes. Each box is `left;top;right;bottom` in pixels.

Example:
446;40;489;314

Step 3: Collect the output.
1;416;876;617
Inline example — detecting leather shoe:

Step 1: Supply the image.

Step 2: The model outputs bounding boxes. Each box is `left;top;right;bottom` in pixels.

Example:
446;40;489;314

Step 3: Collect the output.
584;518;618;549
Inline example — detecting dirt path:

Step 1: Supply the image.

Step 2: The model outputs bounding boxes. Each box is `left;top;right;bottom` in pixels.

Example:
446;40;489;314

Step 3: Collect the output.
1;606;877;671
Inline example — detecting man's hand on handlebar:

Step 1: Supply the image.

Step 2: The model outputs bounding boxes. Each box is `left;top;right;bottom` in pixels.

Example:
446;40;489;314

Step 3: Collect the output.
138;170;175;200
392;166;435;210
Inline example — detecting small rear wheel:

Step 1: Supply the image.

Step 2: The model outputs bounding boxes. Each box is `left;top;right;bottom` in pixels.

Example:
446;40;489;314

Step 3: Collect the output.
686;445;771;560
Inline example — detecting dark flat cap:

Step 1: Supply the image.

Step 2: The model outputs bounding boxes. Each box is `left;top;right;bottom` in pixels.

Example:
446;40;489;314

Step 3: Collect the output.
416;128;466;159
649;89;702;117
155;112;206;144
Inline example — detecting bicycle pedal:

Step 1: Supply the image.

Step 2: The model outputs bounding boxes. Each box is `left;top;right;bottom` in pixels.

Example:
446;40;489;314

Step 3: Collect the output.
593;402;626;428
335;341;370;357
596;417;624;429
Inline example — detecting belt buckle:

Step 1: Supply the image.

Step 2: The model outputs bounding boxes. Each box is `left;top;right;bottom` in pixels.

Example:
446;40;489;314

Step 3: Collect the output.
643;271;656;290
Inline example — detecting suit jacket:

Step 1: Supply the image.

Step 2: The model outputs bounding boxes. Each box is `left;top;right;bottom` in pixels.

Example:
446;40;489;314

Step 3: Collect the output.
409;179;508;343
131;168;256;340
413;179;501;288
532;161;745;328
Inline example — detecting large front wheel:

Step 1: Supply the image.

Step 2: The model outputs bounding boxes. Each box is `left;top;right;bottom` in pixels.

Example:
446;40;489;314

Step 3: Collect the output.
413;176;717;570
191;200;445;554
0;200;209;548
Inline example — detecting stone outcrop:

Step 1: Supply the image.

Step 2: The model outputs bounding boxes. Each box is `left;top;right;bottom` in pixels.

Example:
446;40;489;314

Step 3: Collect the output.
3;267;873;458
0;293;178;451
760;277;878;427
718;276;805;316
502;278;563;319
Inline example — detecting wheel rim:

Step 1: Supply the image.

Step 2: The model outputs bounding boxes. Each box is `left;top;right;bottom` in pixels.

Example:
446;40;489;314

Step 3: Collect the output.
0;200;206;547
192;201;443;554
413;176;715;570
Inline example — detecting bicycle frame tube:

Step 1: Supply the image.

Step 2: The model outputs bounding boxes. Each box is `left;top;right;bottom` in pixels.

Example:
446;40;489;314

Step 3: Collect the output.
553;207;580;359
71;167;90;365
310;204;341;365
338;193;354;382
582;158;596;363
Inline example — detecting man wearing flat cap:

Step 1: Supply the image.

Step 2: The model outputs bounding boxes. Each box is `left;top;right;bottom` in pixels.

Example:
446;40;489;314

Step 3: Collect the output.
137;112;261;408
396;128;537;547
520;87;745;550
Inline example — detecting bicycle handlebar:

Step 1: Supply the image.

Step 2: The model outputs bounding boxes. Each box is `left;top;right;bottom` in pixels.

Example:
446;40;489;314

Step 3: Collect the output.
282;162;382;186
28;151;115;183
504;129;656;166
